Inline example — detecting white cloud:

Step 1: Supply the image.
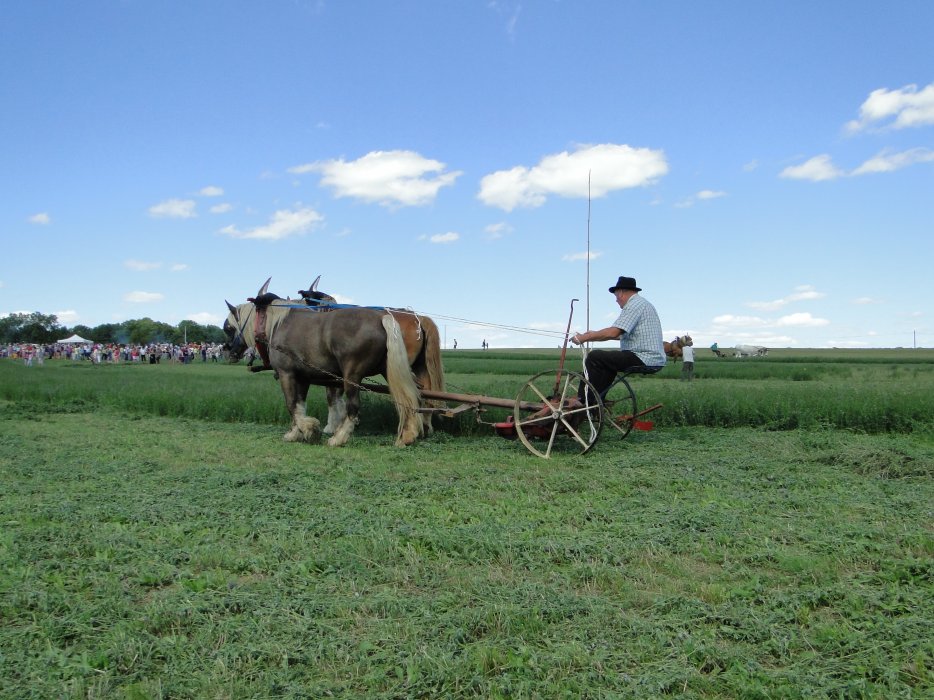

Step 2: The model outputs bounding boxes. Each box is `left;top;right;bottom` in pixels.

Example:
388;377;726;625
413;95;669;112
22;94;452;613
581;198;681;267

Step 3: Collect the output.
54;309;79;324
747;285;825;311
28;212;51;225
676;189;727;208
562;251;602;262
851;148;934;175
185;311;222;324
485;222;513;239
125;259;161;271
125;291;164;303
209;203;233;214
218;206;324;240
852;296;879;305
845;82;934;133
148;198;197;218
743;160;759;172
775;312;830;327
290;150;461;207
488;1;522;37
779;154;845;181
782;148;933;182
198;186;224;197
428;232;459;244
477;143;668;211
170;263;189;272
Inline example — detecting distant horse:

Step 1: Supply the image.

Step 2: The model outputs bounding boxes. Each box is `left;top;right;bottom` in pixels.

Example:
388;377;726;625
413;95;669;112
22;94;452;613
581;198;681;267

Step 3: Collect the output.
734;344;768;358
224;280;423;448
664;334;693;362
293;275;445;435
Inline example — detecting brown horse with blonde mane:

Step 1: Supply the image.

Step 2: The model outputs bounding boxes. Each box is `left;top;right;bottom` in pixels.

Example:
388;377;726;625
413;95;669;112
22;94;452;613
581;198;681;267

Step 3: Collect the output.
664;334;693;362
224;277;445;445
294;276;445;435
224;279;424;447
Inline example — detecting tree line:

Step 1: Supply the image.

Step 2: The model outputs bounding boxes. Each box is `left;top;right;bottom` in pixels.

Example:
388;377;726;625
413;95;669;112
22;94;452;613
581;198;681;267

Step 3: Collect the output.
0;311;226;345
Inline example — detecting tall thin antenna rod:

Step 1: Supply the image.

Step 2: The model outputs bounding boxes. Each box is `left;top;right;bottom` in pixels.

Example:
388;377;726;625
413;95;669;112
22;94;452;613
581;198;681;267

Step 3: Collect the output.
586;170;591;334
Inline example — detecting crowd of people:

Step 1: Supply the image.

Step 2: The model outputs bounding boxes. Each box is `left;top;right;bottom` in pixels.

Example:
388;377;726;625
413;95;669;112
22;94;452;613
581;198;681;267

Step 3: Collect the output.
2;342;228;365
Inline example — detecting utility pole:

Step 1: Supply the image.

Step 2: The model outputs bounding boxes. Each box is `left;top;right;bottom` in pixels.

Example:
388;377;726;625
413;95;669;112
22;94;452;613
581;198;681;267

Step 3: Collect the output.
586;170;591;335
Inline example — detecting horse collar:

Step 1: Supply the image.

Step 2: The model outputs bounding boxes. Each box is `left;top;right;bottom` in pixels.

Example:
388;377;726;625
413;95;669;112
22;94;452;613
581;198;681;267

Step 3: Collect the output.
252;303;273;371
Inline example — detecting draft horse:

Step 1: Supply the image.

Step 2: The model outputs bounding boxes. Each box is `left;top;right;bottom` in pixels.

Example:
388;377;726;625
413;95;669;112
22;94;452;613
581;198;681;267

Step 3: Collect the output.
664;334;693;362
293;275;446;436
224;280;423;448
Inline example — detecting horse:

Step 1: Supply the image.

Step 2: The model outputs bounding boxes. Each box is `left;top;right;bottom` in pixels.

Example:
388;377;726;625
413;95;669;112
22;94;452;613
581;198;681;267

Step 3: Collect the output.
734;344;768;358
224;279;424;448
664;334;693;362
291;275;445;436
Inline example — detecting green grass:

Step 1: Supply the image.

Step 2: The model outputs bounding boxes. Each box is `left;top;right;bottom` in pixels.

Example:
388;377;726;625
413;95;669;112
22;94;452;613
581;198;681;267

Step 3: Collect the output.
1;352;932;697
3;348;933;435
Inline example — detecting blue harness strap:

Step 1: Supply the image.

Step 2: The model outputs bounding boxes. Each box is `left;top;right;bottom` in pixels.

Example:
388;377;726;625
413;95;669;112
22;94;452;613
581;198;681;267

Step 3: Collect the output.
283;302;402;311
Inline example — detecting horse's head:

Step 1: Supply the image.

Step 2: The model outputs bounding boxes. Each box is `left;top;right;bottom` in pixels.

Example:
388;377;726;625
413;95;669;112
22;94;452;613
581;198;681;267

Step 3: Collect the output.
223;278;276;362
298;274;337;308
223;300;251;362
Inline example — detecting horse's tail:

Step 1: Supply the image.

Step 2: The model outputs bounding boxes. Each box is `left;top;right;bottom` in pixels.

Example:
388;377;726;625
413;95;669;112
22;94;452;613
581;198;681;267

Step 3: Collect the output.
382;314;423;446
419;316;446;394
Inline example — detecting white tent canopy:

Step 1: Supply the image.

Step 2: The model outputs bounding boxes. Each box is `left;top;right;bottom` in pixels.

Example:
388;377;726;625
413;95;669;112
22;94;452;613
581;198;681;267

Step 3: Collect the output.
57;334;93;344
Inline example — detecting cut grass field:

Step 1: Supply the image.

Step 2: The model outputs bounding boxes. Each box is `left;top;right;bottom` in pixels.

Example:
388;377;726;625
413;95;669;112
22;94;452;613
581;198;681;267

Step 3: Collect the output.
1;351;932;698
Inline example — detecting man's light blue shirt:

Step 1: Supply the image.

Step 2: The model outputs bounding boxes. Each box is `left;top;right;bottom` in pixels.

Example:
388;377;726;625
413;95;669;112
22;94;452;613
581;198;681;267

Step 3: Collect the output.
612;294;666;367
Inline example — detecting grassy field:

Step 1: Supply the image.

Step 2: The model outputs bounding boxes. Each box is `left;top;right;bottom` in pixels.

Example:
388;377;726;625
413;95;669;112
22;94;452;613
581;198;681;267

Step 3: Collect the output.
1;351;932;698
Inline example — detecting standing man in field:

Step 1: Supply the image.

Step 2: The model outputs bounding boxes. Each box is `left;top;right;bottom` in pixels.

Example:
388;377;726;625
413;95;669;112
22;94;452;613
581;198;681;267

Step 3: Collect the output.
681;342;695;381
570;276;666;400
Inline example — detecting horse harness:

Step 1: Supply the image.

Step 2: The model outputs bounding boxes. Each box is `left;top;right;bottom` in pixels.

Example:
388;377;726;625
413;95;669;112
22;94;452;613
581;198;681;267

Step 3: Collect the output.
247;292;280;372
301;296;424;341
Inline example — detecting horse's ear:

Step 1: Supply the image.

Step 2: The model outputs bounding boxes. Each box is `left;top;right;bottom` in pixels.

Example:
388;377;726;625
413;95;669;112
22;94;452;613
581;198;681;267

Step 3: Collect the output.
257;277;271;297
310;275;321;292
226;300;240;322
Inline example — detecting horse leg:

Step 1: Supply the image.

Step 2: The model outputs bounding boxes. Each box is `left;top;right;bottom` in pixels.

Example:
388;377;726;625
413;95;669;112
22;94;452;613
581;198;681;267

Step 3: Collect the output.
323;386;347;434
293;377;321;442
411;360;434;435
327;381;360;447
280;373;320;443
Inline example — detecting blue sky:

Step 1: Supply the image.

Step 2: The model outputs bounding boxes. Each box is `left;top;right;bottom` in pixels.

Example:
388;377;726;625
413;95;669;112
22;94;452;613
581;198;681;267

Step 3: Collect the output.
2;1;932;349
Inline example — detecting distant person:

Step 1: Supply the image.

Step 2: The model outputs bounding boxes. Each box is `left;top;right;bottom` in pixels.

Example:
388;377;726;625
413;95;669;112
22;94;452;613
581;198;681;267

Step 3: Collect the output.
681;343;695;381
570;275;666;401
453;339;457;349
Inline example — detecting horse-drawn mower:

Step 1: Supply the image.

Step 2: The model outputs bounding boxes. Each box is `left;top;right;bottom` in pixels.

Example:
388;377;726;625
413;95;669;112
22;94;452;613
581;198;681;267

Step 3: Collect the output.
225;282;663;459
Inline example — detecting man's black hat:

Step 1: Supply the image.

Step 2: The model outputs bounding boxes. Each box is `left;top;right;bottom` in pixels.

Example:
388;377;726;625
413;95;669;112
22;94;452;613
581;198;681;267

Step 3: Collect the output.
609;276;642;293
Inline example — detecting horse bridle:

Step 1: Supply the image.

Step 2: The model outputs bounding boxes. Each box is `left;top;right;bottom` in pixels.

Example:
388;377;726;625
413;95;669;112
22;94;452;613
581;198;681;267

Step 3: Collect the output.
227;304;255;360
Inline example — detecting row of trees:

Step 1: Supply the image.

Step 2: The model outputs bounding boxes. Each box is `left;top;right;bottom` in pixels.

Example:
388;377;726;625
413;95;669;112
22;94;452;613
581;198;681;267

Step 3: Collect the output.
0;312;227;345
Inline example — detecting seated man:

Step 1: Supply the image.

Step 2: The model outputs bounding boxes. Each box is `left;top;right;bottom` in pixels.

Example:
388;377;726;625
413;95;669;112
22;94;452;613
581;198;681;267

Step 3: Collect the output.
571;276;666;401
